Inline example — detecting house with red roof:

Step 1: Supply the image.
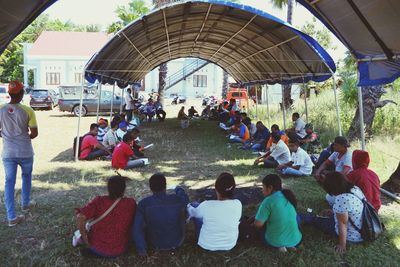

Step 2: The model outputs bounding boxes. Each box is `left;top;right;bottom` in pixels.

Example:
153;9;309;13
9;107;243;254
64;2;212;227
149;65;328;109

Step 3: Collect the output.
23;31;110;89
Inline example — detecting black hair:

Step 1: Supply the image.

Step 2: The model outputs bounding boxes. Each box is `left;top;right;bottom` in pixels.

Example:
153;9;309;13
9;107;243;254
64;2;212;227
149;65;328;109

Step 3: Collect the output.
234;118;242;125
130;128;140;134
122;132;134;143
271;132;281;142
9;89;24;100
241;112;247;117
292;112;300;119
256;121;263;126
234;110;241;115
215;172;236;199
107;176;126;199
90;123;98;131
242;117;251;126
271;124;280;131
289;139;300;146
149;173;167;192
127;88;131;93
262;174;297;208
323;172;354;196
110;120;118;129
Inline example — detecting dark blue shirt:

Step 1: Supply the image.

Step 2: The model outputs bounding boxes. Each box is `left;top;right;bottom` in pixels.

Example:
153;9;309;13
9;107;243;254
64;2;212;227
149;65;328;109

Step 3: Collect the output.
132;187;189;255
254;127;270;142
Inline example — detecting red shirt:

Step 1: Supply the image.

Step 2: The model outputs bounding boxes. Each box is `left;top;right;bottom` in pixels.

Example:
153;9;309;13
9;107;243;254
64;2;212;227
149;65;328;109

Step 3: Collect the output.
80;135;98;160
347;150;381;211
77;196;137;257
112;142;134;169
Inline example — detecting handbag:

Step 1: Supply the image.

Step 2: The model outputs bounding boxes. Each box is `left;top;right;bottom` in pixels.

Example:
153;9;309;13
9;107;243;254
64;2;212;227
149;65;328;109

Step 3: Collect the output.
72;198;121;247
348;193;384;242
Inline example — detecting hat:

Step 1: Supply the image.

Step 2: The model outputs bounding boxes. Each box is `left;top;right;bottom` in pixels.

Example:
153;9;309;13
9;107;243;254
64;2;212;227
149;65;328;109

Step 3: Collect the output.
119;121;128;129
305;123;313;130
8;80;24;94
334;136;350;147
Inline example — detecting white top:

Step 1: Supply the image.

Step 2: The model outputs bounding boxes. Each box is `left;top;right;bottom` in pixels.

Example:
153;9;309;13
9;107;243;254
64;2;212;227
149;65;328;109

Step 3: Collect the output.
291;147;314;175
102;129;117;147
124;93;134;110
328;150;353;172
187;199;242;251
115;128;126;142
294;118;307;138
270;140;291;165
333;186;364;242
249;123;257;137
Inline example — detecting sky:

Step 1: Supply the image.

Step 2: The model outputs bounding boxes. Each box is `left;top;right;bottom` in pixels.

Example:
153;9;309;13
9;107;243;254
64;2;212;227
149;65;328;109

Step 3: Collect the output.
43;0;348;61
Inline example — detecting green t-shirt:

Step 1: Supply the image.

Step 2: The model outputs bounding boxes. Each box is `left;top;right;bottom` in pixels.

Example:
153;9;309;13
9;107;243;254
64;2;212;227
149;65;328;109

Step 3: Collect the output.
255;191;302;247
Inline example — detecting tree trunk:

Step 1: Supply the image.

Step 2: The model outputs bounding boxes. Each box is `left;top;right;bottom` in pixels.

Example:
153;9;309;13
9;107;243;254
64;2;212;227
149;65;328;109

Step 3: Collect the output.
382;162;400;194
221;70;229;98
287;0;294;24
347;85;396;140
158;63;167;105
282;84;293;110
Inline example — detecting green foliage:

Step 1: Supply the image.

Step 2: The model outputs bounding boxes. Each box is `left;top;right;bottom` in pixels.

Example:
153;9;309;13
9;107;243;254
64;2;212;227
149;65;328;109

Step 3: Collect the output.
107;0;150;33
301;18;335;50
269;0;288;9
339;72;358;106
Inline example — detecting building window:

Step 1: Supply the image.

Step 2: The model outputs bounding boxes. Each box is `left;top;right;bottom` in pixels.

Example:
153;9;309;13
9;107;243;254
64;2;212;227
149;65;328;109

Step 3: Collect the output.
75;73;83;84
46;72;60;85
193;75;207;87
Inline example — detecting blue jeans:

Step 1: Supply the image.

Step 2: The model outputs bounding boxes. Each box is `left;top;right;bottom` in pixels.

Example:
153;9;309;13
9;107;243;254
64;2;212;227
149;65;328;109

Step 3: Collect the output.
281;168;306;176
298;214;336;236
229;136;244;144
251;143;263;151
3;157;34;221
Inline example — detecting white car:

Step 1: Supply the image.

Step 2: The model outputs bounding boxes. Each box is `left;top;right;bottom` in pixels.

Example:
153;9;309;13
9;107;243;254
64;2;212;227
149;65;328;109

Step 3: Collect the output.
0;84;10;104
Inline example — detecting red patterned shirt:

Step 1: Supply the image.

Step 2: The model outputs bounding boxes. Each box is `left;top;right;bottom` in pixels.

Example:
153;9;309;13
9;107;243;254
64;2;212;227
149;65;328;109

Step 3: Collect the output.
77;196;137;256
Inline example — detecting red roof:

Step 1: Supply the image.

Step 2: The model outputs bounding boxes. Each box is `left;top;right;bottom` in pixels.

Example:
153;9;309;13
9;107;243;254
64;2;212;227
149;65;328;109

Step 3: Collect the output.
28;31;110;57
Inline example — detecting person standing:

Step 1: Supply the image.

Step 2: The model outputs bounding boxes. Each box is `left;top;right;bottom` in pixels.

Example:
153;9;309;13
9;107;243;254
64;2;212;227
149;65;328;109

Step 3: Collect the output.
124;88;134;122
0;81;38;227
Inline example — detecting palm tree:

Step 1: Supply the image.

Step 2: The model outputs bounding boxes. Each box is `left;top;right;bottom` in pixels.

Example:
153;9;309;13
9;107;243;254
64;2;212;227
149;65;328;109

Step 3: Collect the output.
107;0;149;33
269;0;294;109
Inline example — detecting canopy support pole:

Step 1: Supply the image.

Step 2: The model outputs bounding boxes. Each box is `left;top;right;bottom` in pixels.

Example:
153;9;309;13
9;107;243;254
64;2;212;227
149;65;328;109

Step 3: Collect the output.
357;86;366;150
120;87;124;113
96;80;102;122
255;85;258;119
110;83;115;122
281;84;287;129
74;72;85;162
332;74;342;136
302;78;308;123
266;85;270;127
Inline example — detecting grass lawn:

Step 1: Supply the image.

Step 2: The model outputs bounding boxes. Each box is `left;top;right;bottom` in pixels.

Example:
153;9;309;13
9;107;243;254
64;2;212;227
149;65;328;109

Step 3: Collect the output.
0;108;399;267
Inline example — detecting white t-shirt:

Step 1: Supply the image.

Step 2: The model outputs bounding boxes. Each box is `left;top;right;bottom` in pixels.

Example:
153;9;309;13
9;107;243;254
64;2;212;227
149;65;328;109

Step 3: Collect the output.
124;93;134;110
270;140;291;165
187;199;242;251
333;186;364;242
102;129;117;147
249;123;257;137
294;118;306;138
115;128;126;142
291;147;314;175
328;150;353;172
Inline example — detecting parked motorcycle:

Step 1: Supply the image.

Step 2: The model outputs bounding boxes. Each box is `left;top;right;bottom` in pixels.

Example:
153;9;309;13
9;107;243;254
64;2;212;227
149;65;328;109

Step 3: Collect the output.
171;95;186;105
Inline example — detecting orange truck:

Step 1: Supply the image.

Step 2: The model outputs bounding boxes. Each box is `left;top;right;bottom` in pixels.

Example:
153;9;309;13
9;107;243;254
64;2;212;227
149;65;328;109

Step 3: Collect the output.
226;86;253;109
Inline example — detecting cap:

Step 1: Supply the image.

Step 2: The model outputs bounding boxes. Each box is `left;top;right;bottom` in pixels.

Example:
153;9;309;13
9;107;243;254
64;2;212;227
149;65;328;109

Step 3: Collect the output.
334;136;350;147
8;80;24;94
119;121;128;129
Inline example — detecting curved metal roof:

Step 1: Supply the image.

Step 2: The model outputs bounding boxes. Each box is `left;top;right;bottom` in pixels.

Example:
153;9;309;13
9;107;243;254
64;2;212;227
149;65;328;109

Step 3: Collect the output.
297;0;400;86
85;0;336;87
0;0;57;55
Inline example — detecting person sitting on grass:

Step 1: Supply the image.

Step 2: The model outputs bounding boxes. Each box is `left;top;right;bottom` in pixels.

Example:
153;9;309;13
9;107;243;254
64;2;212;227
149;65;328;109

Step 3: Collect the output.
314;143;335;169
346;150;381;211
102;120;118;151
315;136;352;183
299;123;320;154
201;105;212;119
154;98;166;122
112;133;145;170
133;173;189;256
178;106;190;129
244;121;270;151
254;133;290;168
243;117;257;138
187;172;242;251
253;174;302;252
75;175;137;258
299;172;365;254
96;118;109;143
229;118;250;144
265;124;289;151
277;139;314;177
129;128;145;158
286;112;307;141
188;106;199;118
79;123;111;161
115;121;128;142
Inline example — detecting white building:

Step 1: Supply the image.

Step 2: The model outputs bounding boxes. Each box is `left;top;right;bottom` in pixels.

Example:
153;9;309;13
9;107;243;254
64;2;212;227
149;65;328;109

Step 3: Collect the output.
24;31;224;98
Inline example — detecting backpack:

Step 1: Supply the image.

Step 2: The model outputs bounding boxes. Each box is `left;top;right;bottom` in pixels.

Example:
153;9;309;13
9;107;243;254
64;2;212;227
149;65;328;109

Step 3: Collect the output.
73;134;91;157
349;194;384;241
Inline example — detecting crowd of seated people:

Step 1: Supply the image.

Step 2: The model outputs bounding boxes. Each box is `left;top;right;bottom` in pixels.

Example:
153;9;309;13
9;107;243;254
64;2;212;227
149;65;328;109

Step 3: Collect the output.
71;103;383;259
